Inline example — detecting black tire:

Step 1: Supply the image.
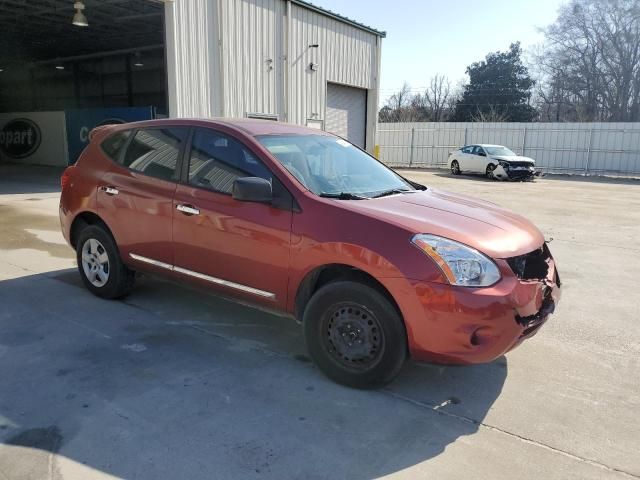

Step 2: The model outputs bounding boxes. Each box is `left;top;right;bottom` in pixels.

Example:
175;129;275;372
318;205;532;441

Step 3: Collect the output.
76;225;135;299
451;160;461;175
486;163;496;179
303;281;407;389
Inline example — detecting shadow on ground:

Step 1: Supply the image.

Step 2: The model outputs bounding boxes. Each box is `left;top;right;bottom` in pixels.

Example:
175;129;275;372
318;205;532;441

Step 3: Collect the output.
0;269;507;479
0;163;63;194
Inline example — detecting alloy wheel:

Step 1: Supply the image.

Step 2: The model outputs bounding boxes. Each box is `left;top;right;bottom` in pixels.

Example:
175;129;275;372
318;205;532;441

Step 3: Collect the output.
81;238;110;287
486;164;496;179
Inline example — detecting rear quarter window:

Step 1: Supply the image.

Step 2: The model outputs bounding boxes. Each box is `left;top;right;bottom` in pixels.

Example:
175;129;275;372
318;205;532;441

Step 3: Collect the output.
101;130;132;161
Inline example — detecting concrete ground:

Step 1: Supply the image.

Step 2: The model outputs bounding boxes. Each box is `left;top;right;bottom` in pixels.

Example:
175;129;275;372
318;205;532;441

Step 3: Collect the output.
0;163;638;480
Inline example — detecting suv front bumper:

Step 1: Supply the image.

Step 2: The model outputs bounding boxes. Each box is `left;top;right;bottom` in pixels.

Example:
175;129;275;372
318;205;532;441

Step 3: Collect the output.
383;254;561;364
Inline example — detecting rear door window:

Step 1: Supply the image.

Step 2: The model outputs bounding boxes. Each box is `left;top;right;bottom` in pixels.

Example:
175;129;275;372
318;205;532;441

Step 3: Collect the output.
101;130;131;162
461;146;473;154
121;128;188;182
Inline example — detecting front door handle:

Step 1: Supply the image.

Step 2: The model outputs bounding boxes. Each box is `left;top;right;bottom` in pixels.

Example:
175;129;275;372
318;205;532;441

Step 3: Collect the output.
101;186;119;196
176;204;200;216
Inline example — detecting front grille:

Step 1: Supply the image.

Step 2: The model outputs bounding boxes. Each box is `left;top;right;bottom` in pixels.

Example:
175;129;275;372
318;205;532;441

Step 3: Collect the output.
506;161;534;168
506;244;551;280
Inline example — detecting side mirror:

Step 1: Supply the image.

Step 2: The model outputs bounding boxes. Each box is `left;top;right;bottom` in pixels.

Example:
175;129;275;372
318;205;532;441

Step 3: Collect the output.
232;177;273;203
478;151;486;157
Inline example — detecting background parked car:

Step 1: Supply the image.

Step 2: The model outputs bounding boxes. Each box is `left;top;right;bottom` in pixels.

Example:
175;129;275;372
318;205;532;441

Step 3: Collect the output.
448;144;538;181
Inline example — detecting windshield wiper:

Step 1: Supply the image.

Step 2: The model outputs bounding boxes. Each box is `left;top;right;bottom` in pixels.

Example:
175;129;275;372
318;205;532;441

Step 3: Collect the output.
371;188;414;198
319;192;368;200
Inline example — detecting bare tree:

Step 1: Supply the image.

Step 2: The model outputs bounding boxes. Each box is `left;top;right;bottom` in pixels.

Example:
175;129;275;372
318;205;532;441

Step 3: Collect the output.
424;75;451;122
537;0;640;121
471;104;510;122
379;83;422;122
379;77;458;122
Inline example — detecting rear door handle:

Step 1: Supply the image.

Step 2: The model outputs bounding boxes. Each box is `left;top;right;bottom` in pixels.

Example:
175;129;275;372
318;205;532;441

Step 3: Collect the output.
101;186;119;196
176;204;200;216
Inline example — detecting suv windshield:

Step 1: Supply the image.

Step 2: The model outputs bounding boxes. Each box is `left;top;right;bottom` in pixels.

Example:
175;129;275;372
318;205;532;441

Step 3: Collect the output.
257;134;415;198
485;146;516;156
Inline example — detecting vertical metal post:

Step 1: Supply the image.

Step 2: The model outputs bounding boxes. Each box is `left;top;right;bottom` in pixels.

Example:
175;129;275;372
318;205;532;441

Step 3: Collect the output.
585;127;594;175
125;55;133;107
409;127;415;167
464;126;468;145
522;126;527;156
73;62;81;108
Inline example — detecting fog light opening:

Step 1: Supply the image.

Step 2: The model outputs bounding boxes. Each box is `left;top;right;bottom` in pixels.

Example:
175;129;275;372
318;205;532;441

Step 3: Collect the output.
470;329;481;346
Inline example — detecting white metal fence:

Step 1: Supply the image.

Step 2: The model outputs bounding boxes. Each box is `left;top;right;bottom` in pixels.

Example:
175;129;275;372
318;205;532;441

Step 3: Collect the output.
377;122;640;175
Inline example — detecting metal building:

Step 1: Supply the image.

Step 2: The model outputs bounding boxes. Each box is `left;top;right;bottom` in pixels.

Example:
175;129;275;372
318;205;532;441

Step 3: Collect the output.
0;0;384;169
165;0;384;151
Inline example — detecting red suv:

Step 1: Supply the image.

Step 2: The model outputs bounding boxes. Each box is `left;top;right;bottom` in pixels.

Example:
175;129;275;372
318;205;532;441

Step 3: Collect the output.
60;119;561;388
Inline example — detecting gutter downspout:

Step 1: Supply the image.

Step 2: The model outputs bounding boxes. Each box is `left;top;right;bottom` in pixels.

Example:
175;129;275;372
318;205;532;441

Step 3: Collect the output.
283;0;291;122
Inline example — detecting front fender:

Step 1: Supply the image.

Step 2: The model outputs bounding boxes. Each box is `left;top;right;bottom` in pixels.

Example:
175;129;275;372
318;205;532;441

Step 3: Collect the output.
287;240;404;315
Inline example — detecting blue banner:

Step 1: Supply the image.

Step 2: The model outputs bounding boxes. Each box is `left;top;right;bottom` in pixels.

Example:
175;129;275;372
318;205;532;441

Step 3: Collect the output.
65;107;154;164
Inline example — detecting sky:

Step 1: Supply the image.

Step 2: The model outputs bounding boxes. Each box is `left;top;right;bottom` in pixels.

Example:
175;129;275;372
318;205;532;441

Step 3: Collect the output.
313;0;567;102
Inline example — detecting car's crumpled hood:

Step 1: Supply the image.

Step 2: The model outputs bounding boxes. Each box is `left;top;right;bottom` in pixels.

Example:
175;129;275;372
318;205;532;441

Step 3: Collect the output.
491;154;535;164
346;189;544;258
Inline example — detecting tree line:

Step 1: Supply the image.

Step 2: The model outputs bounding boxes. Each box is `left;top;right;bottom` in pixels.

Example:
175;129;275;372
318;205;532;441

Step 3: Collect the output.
379;0;640;123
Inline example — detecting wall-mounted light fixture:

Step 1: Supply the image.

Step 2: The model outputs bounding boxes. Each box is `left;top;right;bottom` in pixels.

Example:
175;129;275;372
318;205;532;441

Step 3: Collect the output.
133;52;144;67
72;1;89;27
309;43;319;48
309;62;318;71
55;64;65;70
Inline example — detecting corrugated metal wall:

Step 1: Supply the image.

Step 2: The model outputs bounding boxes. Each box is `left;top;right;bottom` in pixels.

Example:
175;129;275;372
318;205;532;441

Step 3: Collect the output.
378;122;640;176
165;0;218;118
287;2;377;127
165;0;381;151
219;0;283;118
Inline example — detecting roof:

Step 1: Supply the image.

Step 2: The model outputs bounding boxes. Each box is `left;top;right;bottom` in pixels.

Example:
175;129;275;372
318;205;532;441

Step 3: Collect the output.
291;0;386;37
99;117;334;138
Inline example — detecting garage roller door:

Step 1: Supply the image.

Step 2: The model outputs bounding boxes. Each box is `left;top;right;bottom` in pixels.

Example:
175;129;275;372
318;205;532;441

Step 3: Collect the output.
325;83;367;148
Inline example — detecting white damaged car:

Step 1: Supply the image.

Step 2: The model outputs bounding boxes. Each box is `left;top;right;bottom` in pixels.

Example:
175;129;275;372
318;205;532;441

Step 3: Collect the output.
447;144;538;181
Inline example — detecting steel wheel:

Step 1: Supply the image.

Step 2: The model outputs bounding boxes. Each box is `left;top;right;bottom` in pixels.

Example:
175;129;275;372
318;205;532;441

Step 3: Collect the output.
322;302;384;371
451;160;460;175
304;281;407;388
81;238;110;287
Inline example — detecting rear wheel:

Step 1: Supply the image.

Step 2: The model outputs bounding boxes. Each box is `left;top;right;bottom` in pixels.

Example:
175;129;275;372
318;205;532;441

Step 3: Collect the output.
451;160;461;175
303;281;407;389
76;225;135;299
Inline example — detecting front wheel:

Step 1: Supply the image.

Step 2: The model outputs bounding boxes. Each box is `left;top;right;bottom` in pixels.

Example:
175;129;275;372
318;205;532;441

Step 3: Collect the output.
76;225;135;299
486;163;496;179
451;160;461;175
303;281;407;389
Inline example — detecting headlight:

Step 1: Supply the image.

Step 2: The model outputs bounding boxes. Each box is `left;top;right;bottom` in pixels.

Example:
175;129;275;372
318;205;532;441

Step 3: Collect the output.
411;234;501;287
498;160;510;169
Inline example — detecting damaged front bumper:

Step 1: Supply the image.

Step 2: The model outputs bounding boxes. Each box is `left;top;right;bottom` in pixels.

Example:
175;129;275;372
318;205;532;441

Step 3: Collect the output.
493;163;537;181
386;244;561;365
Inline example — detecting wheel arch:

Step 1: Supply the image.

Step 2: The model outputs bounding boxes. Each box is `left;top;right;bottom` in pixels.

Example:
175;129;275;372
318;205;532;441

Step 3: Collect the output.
69;211;115;251
294;263;403;324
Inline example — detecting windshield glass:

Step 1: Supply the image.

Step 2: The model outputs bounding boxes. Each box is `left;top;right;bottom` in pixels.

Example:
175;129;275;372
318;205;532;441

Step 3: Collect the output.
485;146;516;156
257;134;415;197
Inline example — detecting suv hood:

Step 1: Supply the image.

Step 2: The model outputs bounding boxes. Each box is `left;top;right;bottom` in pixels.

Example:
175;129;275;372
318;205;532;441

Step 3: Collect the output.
491;154;535;164
346;189;544;258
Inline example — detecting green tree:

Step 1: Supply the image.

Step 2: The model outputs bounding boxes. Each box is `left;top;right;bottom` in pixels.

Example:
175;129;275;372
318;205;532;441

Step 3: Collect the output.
454;43;536;122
